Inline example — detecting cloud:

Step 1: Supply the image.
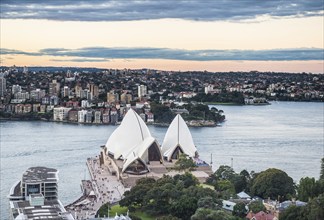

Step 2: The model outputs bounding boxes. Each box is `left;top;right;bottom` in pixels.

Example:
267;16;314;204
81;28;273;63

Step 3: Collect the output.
50;58;110;62
1;0;323;22
1;47;323;61
0;48;40;56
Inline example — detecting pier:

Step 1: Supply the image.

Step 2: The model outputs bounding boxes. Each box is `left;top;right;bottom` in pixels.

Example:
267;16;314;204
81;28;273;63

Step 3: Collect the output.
65;156;126;219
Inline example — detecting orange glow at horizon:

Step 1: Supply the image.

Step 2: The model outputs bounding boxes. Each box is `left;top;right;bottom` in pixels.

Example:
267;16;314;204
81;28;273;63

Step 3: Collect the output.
1;55;323;73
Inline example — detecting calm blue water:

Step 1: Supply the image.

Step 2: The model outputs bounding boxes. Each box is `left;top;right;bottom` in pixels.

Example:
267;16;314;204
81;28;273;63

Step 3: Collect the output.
1;101;323;217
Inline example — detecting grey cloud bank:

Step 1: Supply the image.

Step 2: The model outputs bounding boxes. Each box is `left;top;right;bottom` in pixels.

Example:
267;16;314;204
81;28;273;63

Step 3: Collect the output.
1;47;323;62
1;0;323;21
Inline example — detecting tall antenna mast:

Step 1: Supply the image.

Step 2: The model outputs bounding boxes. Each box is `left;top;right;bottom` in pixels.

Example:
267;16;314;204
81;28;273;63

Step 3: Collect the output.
231;157;233;169
210;153;213;165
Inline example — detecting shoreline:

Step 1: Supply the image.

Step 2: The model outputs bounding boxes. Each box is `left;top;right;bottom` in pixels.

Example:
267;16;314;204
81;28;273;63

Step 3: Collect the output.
0;117;223;127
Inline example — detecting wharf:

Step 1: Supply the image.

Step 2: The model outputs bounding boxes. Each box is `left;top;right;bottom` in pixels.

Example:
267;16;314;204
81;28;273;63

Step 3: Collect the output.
65;156;126;219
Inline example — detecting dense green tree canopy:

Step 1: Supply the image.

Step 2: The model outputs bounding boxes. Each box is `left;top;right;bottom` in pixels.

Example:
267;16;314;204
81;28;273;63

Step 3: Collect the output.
248;201;266;213
174;154;197;171
206;165;248;197
250;168;295;201
119;174;219;219
320;158;324;180
297;177;318;202
232;202;247;218
280;193;324;220
191;208;233;220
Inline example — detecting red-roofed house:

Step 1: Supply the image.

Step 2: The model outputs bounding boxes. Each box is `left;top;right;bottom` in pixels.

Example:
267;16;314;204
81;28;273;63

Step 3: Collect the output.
246;211;278;220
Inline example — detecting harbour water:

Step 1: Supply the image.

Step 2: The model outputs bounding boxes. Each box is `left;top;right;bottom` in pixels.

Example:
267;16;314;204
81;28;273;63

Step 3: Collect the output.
1;101;323;217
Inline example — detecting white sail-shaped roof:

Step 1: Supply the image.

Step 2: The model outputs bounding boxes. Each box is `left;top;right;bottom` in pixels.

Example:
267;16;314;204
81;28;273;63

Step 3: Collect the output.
161;114;197;161
105;108;161;173
106;108;152;159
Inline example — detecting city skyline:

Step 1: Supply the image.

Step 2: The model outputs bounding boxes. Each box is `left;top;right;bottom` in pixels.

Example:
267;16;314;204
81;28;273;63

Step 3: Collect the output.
1;0;323;73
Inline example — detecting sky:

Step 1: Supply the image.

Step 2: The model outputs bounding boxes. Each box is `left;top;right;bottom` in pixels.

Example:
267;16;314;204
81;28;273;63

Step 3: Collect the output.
0;0;323;73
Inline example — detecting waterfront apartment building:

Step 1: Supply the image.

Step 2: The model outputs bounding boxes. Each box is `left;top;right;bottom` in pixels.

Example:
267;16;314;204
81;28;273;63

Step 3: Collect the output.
8;167;74;220
53;107;72;121
94;110;102;124
78;109;87;123
85;110;93;123
68;109;78;122
102;108;110;124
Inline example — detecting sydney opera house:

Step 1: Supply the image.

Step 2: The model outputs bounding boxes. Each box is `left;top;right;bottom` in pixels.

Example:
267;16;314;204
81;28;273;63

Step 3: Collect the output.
99;108;212;186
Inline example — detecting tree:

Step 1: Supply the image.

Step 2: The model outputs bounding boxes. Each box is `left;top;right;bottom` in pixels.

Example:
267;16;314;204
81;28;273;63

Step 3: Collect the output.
214;165;235;180
320;158;324;180
174;154;197;171
280;193;324;220
173;172;199;188
169;194;198;220
231;174;247;193
297;177;318;202
191;208;231;220
248;201;266;213
232;202;247;218
250;168;295;201
304;193;324;220
279;205;304;220
197;196;218;210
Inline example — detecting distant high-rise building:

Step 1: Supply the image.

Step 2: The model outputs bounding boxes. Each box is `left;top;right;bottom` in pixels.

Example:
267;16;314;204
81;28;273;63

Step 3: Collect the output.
107;91;119;104
63;86;70;97
120;92;132;104
23;66;28;73
82;89;91;100
30;89;46;102
0;77;7;97
49;80;60;96
138;85;147;98
88;83;99;99
75;84;82;98
12;85;22;95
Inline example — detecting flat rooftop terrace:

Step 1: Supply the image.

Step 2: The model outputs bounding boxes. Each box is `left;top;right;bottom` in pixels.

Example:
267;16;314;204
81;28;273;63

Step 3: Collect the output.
22;166;58;183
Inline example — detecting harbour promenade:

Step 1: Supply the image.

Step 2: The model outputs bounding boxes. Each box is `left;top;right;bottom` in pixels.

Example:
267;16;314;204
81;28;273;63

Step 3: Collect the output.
65;157;126;219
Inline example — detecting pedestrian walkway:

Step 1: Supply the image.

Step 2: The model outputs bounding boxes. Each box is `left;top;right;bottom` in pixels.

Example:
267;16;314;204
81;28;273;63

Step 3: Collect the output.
65;157;126;219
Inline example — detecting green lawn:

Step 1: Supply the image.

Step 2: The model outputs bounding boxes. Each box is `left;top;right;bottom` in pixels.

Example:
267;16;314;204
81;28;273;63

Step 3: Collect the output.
110;205;128;216
133;210;155;220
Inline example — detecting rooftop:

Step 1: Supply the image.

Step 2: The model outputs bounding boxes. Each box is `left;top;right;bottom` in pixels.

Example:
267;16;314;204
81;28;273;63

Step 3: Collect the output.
22;167;58;183
10;199;73;220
